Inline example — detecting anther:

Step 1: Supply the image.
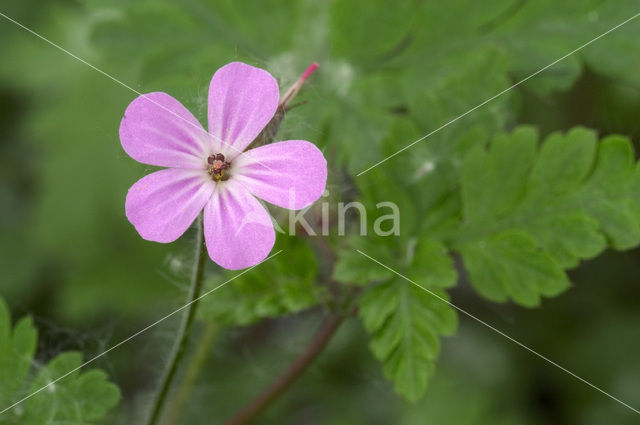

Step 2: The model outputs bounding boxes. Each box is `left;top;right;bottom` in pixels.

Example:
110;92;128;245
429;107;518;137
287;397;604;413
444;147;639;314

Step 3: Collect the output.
207;153;231;181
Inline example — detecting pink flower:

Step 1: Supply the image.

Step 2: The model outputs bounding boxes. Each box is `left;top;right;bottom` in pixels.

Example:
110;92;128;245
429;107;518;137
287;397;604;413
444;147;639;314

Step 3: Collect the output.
120;62;327;270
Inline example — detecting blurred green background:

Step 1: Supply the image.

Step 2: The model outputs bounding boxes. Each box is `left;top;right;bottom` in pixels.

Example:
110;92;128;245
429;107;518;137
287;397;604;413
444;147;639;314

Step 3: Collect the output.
1;0;640;424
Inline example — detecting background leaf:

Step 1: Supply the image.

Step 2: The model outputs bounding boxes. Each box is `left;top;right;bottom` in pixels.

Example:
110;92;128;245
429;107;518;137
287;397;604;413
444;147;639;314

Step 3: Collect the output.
359;281;457;401
0;298;120;424
3;0;640;421
453;127;640;305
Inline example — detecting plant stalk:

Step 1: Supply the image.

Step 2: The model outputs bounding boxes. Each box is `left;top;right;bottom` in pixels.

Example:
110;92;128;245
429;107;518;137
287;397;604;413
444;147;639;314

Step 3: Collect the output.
148;62;320;425
161;322;219;425
223;313;343;425
145;215;207;425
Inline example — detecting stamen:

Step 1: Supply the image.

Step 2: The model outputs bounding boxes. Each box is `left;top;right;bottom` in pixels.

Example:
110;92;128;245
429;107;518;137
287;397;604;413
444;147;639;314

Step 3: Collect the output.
207;153;231;181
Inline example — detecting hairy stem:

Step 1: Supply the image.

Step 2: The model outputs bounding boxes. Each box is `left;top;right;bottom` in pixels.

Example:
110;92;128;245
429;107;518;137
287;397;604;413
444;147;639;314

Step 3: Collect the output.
162;322;219;425
145;215;207;425
223;313;343;425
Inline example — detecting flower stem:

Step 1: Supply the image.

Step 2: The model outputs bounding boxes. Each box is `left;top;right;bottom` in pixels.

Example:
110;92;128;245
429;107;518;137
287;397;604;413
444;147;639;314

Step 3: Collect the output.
145;215;207;425
223;313;343;425
161;322;219;425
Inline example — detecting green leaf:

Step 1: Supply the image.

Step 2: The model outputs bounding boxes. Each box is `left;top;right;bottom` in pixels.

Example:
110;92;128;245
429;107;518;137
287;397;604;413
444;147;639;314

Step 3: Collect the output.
197;236;323;325
333;248;373;286
330;0;419;68
406;239;457;288
0;298;120;424
529;128;597;195
459;230;569;307
402;46;513;154
453;127;640;306
333;239;393;286
581;135;640;249
334;235;457;288
524;213;606;268
359;280;457;401
22;353;120;425
459;127;537;223
340;234;458;400
0;299;37;408
490;0;640;94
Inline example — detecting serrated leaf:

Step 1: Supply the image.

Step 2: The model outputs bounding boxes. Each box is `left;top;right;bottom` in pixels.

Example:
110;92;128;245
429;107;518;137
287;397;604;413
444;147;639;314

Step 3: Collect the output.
406;239;457;288
0;299;120;424
529;128;597;195
22;353;120;425
459;230;569;307
333;237;394;286
581;135;640;249
359;280;457;401
348;235;458;401
0;299;37;408
491;0;640;94
454;127;640;305
335;236;456;288
525;213;606;269
333;250;393;286
460;127;537;223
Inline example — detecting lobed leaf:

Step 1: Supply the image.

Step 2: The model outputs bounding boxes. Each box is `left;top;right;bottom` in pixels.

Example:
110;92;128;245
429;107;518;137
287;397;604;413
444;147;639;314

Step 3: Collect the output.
454;127;640;306
359;280;457;401
336;235;458;400
0;298;120;424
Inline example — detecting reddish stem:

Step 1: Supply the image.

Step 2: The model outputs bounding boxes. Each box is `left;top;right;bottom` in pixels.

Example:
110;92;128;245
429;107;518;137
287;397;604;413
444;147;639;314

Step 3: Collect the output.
223;313;343;425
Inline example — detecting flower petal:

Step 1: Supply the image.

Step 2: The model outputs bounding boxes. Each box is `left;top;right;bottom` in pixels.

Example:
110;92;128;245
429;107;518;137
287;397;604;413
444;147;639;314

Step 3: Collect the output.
126;168;214;243
120;92;211;168
208;62;279;157
233;140;327;209
203;180;275;270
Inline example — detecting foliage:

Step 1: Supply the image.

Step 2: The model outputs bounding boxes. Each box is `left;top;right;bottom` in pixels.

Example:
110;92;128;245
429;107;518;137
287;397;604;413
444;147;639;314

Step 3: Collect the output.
2;0;640;421
359;281;456;401
455;127;640;305
335;126;640;399
0;298;120;424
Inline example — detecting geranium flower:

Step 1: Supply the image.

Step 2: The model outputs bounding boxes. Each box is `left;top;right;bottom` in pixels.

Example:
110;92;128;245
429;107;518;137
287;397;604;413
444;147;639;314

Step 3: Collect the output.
120;62;327;270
